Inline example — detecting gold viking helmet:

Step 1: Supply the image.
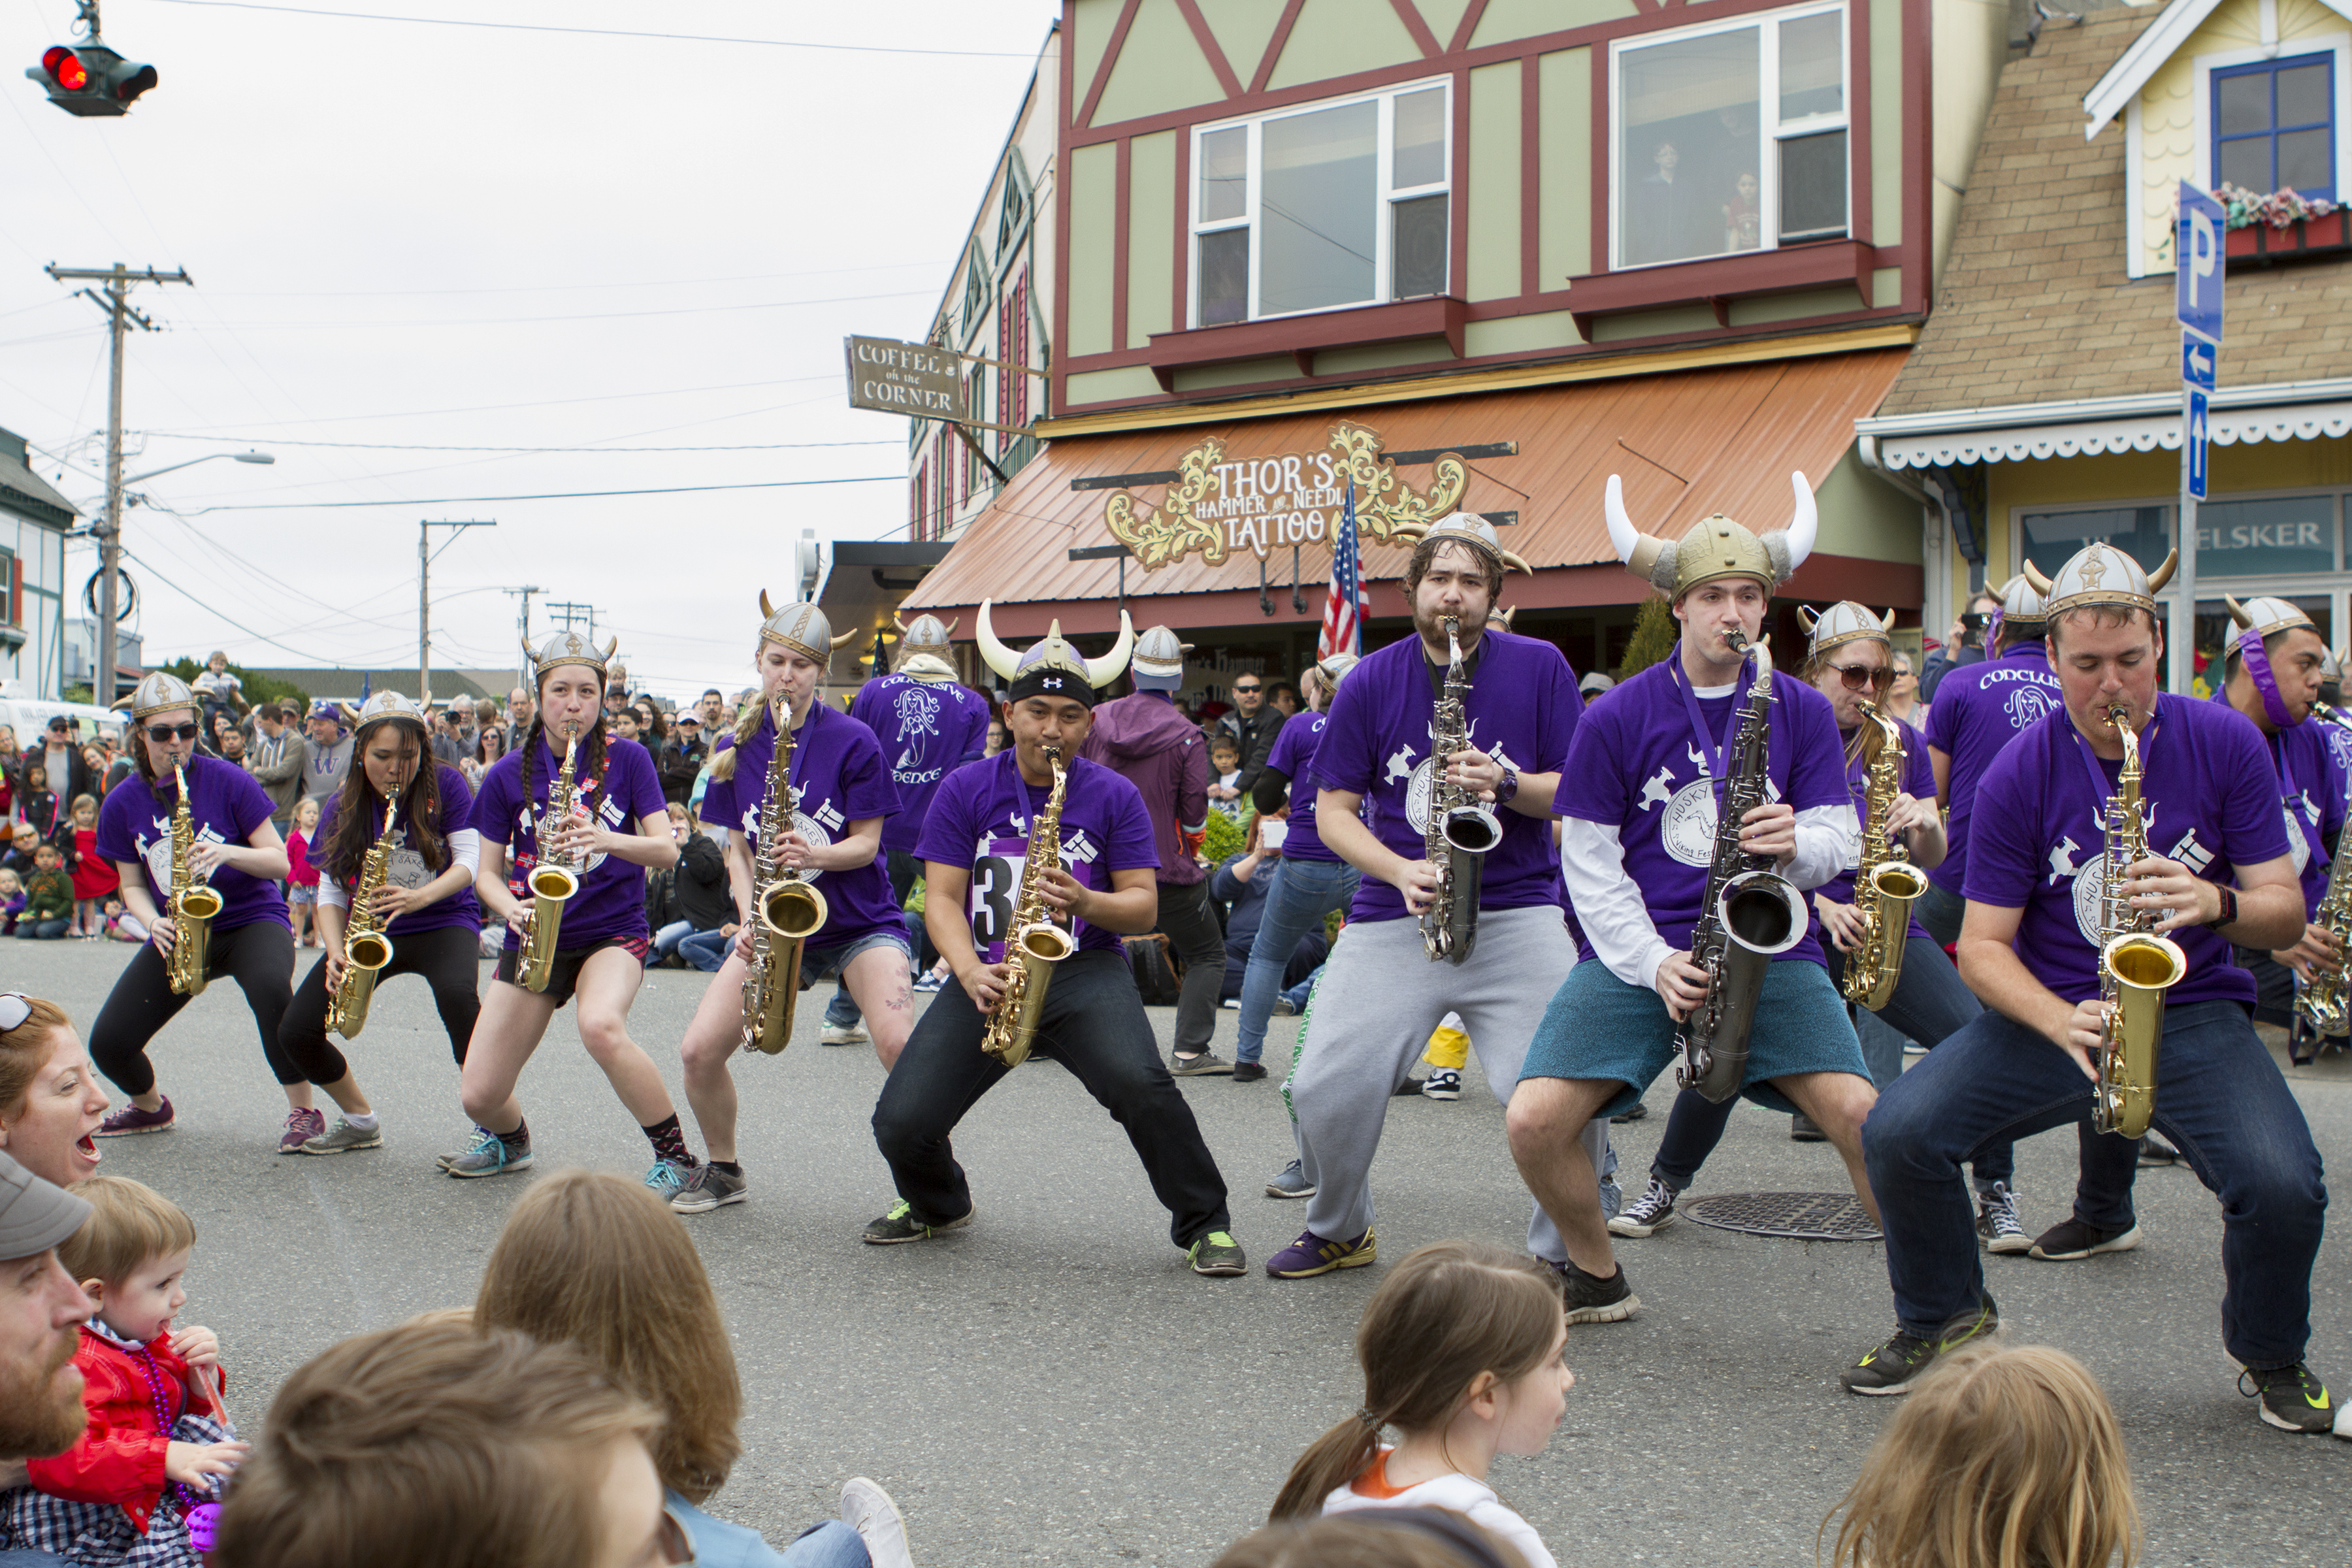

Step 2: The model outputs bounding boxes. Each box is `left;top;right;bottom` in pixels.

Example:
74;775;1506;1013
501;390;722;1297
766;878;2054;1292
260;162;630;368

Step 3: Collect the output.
519;629;620;681
1796;601;1898;661
1390;512;1534;580
973;600;1136;692
122;670;197;720
1605;472;1819;597
757;590;861;667
2019;542;2179;620
2225;594;2317;642
892;610;959;655
351;689;429;740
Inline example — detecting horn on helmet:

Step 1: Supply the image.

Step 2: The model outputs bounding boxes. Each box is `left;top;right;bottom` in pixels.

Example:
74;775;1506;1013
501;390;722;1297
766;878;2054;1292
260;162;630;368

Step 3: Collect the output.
1604;476;1672;585
832;627;860;649
941;615;960;636
2022;561;2055;595
1084;610;1137;689
1795;605;1821;634
602;637;619;661
2226;595;2254;631
519;633;536;668
892;610;909;634
1781;472;1818;572
975;599;1021;681
1882;607;1899;630
759;589;776;619
2146;548;2180;593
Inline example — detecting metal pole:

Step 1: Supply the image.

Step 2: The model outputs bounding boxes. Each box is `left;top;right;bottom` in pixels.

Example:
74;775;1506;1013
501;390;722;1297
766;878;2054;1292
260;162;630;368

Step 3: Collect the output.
2178;389;2198;695
98;275;124;708
419;520;431;702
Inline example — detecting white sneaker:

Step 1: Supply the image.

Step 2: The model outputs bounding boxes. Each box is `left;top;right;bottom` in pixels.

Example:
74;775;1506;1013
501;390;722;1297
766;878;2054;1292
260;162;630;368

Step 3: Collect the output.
840;1477;912;1568
820;1023;871;1046
1422;1069;1462;1101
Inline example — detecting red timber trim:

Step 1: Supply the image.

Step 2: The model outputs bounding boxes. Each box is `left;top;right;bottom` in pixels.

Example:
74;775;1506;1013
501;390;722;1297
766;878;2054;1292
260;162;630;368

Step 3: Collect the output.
1391;0;1445;57
1172;0;1245;98
1113;137;1133;353
1053;6;1078;419
1250;0;1311;95
1588;43;1610;282
1451;64;1471;312
1146;295;1469;387
1519;52;1541;300
1849;0;1873;245
1171;127;1193;331
1077;0;1143;131
1565;239;1876;334
1446;0;1490;53
1903;0;1931;315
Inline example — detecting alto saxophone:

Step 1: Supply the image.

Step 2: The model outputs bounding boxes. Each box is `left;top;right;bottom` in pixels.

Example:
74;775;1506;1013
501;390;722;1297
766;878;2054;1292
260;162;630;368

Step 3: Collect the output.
742;700;829;1054
521;730;582;993
1676;630;1810;1102
2293;699;2352;1043
2092;702;2187;1138
980;746;1077;1068
325;798;399;1041
1421;615;1503;964
1838;701;1929;1011
164;760;223;998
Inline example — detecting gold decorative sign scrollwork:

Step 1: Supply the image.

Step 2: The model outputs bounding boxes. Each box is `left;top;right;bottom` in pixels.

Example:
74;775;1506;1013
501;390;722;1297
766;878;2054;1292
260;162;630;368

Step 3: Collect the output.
1104;421;1467;572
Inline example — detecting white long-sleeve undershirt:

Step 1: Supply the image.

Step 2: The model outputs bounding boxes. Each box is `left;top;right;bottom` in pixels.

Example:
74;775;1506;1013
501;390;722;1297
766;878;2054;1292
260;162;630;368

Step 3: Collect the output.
318;828;480;912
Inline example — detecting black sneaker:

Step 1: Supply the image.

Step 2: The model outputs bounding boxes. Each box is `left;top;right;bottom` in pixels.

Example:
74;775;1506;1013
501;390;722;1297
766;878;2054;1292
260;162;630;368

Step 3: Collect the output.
860;1199;975;1245
1610;1100;1648;1124
1391;1077;1425;1098
1843;1293;2001;1396
1232;1061;1267;1083
2138;1134;2183;1167
2240;1362;2339;1434
2028;1217;2140;1261
1548;1258;1639;1324
1608;1177;1680;1238
1791;1113;1827;1142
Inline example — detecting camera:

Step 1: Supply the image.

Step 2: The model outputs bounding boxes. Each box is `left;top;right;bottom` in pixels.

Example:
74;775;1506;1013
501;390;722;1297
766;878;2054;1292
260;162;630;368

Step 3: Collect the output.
1958;611;1991;647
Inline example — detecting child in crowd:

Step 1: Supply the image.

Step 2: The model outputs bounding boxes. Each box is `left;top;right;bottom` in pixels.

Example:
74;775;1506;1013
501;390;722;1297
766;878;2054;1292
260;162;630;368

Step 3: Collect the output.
1823;1342;2139;1568
14;1175;246;1567
19;762;57;841
69;794;117;938
284;797;321;946
1208;736;1245;821
1269;1241;1568;1568
102;896;148;943
17;843;74;939
1;866;24;935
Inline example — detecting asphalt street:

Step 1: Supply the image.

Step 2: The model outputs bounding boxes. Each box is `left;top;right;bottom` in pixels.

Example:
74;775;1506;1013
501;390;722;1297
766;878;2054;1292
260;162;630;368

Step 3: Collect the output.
7;936;2350;1566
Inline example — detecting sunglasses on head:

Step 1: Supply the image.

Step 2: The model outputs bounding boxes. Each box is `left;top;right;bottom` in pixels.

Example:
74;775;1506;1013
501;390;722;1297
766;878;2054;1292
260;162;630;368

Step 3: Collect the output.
145;722;201;742
1827;662;1894;692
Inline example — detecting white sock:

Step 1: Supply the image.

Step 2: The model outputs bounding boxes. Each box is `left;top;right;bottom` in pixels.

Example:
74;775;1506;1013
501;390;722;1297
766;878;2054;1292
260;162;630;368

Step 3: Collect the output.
343;1111;381;1132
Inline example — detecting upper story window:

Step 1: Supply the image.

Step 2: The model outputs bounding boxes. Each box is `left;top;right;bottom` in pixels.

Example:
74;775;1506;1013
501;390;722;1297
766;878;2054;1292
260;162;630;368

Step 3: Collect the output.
2213;52;2335;197
1612;3;1848;270
1190;80;1450;327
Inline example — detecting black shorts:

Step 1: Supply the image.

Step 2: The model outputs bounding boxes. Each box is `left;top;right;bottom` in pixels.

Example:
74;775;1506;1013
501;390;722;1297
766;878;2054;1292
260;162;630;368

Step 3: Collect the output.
495;934;651;1007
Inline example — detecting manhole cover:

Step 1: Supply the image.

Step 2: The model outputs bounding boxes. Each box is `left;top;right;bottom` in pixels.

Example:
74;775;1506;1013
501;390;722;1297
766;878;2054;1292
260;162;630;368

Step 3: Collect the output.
1681;1191;1882;1241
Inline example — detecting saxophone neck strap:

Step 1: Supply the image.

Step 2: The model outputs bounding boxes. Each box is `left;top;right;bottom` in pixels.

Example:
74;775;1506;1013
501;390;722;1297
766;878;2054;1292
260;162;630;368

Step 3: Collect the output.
1418;629;1485;701
2068;702;2163;812
1672;654;1759;793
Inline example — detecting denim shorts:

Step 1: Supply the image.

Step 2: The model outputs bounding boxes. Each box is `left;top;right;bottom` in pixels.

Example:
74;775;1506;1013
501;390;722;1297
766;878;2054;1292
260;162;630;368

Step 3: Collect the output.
802;928;911;984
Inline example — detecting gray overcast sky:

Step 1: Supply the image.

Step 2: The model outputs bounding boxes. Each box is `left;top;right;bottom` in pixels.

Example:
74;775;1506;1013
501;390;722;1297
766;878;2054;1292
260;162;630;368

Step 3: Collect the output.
3;0;1054;702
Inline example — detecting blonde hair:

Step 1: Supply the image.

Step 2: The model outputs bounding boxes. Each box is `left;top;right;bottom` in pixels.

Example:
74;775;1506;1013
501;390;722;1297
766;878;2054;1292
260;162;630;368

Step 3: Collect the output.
58;1175;196;1288
1823;1342;2138;1568
707;671;770;783
1219;1512;1530;1568
292;797;320;830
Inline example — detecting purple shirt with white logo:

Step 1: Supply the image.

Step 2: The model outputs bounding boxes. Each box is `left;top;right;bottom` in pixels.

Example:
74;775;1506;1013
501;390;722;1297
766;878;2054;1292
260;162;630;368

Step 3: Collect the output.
1965;694;2284;1009
1263;711;1339;862
702;704;902;949
2256;717;2347;918
1820;717;1934;945
1556;650;1849;968
96;753;289;934
315;764;483;937
472;735;669;951
849;674;992;855
917;749;1158;960
1313;629;1582;923
1923;640;2063;897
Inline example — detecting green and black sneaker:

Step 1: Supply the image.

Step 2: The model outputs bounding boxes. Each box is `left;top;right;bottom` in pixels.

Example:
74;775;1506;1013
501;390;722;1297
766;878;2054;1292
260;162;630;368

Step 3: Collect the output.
2240;1362;2338;1434
860;1199;975;1245
1842;1292;2001;1396
1188;1230;1247;1276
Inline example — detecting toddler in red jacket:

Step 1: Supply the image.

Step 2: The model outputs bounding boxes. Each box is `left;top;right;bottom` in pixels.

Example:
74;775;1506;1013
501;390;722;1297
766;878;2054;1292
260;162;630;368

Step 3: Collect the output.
9;1175;244;1565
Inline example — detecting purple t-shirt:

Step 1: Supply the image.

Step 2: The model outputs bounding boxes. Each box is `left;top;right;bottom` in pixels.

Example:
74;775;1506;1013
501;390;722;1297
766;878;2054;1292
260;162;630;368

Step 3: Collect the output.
472;734;669;951
1965;693;2286;1009
1923;641;2063;896
1820;717;1935;945
917;749;1159;960
2257;717;2347;918
701;704;902;950
1262;711;1339;862
1556;650;1849;968
1313;629;1582;923
314;764;483;938
95;753;288;934
848;674;992;855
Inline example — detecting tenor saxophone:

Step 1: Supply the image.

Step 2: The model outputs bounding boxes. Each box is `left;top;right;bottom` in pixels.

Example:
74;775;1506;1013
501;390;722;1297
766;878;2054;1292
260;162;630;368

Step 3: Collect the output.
742;700;829;1054
520;730;582;993
1421;615;1503;965
2294;699;2352;1041
980;746;1077;1068
325;799;399;1041
164;760;223;997
1838;701;1929;1011
2092;702;2187;1138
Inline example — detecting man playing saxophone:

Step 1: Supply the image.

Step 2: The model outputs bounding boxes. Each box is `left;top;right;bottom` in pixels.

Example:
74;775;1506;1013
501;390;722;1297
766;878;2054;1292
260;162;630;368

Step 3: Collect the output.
864;612;1247;1279
1849;544;2338;1439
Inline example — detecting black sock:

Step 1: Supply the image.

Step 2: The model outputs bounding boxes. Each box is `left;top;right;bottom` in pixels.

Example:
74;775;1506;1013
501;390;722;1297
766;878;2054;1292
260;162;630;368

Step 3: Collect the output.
711;1160;743;1178
498;1119;529;1152
642;1113;695;1167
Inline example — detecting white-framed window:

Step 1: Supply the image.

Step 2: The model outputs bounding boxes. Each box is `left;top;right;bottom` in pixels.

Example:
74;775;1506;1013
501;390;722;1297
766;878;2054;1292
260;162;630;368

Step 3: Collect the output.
1190;78;1450;327
1610;1;1849;270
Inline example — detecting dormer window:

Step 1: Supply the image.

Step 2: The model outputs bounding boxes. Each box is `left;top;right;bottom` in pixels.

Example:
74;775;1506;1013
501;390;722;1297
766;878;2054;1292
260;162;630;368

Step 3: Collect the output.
2213;52;2335;197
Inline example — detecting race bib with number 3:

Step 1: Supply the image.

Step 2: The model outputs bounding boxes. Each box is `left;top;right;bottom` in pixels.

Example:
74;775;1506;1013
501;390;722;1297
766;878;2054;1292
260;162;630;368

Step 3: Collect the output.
970;836;1089;963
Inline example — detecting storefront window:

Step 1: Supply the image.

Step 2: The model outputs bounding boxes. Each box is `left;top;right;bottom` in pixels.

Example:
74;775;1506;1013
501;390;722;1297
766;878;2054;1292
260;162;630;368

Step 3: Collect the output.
2021;497;2339;581
2019;505;2171;578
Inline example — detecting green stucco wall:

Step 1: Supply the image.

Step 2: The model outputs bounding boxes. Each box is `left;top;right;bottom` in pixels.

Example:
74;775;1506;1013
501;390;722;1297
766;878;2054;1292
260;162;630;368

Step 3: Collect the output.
1068;141;1119;357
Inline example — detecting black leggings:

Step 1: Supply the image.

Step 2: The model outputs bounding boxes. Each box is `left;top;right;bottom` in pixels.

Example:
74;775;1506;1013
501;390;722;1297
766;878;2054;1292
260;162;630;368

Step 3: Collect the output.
279;924;484;1085
90;920;299;1096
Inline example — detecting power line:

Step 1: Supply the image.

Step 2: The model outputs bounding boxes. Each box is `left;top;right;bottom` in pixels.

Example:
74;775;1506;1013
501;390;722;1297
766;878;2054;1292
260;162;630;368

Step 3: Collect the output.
179;475;903;513
186;287;934;329
143;374;840;429
140;434;900;454
145;2;1041;57
200;261;952;299
119;547;343;662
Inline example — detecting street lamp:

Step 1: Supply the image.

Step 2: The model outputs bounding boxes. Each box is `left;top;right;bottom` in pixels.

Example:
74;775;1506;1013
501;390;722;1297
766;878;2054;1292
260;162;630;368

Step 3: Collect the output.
123;449;274;508
84;448;274;704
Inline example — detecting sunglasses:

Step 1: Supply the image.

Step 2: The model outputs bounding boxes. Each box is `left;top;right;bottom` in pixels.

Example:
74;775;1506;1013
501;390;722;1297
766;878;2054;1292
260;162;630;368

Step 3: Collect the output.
145;723;202;742
1826;663;1894;692
1233;684;1262;694
0;992;29;1032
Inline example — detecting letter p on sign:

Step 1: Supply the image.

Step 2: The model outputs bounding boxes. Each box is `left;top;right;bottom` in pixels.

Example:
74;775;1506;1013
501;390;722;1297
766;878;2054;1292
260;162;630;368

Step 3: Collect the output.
2176;181;2225;344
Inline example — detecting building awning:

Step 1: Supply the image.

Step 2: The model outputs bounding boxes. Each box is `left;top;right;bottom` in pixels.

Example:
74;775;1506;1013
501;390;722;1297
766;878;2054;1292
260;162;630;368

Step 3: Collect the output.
813;541;954;649
1857;377;2352;469
905;348;1912;638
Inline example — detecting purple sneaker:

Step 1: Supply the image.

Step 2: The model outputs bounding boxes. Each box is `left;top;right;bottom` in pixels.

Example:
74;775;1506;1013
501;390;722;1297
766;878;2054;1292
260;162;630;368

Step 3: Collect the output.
93;1097;174;1137
278;1107;327;1154
1265;1226;1377;1279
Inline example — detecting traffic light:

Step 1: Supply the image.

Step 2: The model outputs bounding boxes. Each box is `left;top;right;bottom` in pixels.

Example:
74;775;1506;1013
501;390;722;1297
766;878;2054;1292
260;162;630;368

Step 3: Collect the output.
27;41;157;116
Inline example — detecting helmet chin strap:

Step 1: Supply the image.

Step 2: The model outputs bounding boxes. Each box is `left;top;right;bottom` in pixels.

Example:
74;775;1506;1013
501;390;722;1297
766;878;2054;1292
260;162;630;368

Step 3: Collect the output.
2237;628;2298;728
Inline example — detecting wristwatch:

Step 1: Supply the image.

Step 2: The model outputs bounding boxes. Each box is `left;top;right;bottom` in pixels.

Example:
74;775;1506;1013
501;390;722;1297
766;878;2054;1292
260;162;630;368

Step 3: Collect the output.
2202;881;2236;931
1495;766;1519;806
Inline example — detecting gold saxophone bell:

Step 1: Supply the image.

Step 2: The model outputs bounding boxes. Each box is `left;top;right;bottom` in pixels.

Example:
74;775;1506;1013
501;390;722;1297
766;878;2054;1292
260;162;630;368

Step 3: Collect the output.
761;877;828;942
521;733;583;994
2096;930;2186;1138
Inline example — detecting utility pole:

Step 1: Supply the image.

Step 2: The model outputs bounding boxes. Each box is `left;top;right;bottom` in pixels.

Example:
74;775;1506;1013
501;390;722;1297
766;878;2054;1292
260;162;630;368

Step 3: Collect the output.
502;584;544;698
546;600;596;640
48;263;190;706
418;519;495;702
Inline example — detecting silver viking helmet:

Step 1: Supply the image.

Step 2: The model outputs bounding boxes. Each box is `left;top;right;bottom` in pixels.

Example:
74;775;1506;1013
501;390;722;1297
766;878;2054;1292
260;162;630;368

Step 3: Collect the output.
1484;606;1516;631
519;629;620;681
1392;512;1533;580
2226;595;2317;643
1605;472;1819;598
975;601;1135;690
1131;625;1192;691
758;591;861;666
351;689;429;740
1310;651;1361;704
2020;542;2179;620
1996;572;2050;629
1797;601;1897;661
892;610;959;655
123;670;197;720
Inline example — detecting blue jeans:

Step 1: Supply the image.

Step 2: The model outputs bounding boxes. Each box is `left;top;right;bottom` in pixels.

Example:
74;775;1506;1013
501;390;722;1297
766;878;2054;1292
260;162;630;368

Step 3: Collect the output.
1234;858;1360;1065
0;1552;69;1567
826;851;926;1030
680;928;735;972
1864;1000;2327;1367
1282;966;1321;1012
651;919;696;962
667;1495;869;1567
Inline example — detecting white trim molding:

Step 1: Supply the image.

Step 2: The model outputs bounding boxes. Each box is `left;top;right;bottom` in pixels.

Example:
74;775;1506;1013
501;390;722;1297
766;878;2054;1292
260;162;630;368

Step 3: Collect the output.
2085;0;2352;139
1856;377;2352;468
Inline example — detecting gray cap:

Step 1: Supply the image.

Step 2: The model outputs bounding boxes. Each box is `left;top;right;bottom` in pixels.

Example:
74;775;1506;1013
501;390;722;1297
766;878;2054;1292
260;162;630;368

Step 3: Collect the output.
1578;671;1618;698
1132;626;1191;692
0;1151;90;1261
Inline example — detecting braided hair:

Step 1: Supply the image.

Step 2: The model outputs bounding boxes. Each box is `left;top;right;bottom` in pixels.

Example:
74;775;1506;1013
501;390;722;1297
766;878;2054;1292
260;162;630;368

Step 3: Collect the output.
517;670;610;849
319;719;447;887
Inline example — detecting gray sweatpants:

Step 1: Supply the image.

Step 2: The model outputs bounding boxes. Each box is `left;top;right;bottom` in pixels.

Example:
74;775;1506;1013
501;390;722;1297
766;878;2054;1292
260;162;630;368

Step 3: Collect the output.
1286;906;1609;1262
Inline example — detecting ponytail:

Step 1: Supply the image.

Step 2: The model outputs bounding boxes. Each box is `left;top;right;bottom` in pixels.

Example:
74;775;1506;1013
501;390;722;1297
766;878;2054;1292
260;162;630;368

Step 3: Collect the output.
708;697;766;785
1269;1416;1383;1522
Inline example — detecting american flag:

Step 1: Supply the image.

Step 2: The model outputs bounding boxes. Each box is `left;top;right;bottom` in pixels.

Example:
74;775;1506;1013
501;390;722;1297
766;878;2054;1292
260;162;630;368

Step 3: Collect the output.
1319;482;1367;660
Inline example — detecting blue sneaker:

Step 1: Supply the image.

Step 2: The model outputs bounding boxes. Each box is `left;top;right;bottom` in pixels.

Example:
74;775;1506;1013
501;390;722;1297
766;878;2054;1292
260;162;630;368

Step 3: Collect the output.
643;1158;696;1196
1265;1226;1376;1279
1264;1158;1316;1200
444;1126;531;1179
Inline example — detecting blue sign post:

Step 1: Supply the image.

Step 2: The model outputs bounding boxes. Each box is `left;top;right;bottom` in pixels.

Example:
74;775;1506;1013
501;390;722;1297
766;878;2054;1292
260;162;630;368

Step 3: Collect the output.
2175;182;2225;693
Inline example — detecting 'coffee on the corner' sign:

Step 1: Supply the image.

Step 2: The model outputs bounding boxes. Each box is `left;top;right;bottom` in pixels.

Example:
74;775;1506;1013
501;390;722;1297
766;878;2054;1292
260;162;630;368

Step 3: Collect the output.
843;336;962;417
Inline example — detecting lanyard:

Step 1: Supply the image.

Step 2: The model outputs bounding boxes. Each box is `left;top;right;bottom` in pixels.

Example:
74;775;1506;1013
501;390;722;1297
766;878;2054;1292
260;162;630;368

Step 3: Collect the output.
2067;700;2163;810
1671;653;1757;794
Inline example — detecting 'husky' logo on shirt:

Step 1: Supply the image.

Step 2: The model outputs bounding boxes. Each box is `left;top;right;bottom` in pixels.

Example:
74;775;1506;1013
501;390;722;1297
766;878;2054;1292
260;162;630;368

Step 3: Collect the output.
1403;737;1516;836
1658;776;1784;867
2066;817;2198;944
738;786;835;883
892;685;941;742
1637;767;1675;813
140;815;225;897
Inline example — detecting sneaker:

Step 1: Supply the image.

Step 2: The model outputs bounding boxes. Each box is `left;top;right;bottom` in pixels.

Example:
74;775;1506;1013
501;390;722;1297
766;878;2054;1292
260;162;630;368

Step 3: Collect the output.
1266;1227;1376;1279
912;972;946;993
670;1163;749;1214
1550;1258;1640;1324
1610;1100;1649;1124
2241;1362;2338;1434
2138;1134;2183;1167
862;1198;975;1244
1188;1230;1247;1276
820;1023;870;1047
1391;1077;1426;1097
277;1107;327;1154
93;1098;174;1137
444;1127;532;1179
1265;1159;1316;1200
1609;1177;1680;1238
1791;1113;1827;1142
643;1158;696;1196
1170;1052;1232;1076
1273;997;1299;1017
1232;1061;1267;1083
1219;998;1241;1009
1422;1069;1462;1101
1976;1182;2031;1255
301;1117;383;1156
2028;1217;2141;1261
1843;1293;2001;1396
838;1477;912;1568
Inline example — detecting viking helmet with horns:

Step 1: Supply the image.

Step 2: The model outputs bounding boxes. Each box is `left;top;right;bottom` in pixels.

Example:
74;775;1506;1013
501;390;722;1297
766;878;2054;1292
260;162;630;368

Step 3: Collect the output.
521;629;621;681
1392;512;1532;582
2019;542;2178;622
757;590;862;668
892;611;958;655
123;670;197;721
975;601;1135;704
1995;573;2050;630
2225;595;2317;645
1605;472;1818;598
351;689;429;738
1797;602;1898;661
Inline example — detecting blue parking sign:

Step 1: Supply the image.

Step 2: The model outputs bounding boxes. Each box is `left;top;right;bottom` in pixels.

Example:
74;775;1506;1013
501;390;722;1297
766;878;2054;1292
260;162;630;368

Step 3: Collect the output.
2178;182;2225;343
2187;388;2210;499
2181;333;2216;391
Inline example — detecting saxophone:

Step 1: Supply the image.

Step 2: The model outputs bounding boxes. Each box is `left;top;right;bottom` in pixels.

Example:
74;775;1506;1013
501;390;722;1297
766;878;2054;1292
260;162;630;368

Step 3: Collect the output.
1838;701;1929;1010
325;798;399;1041
520;730;582;993
164;760;223;997
741;700;829;1054
2091;702;2187;1138
1676;631;1810;1102
2294;699;2352;1042
1421;615;1503;965
980;746;1077;1068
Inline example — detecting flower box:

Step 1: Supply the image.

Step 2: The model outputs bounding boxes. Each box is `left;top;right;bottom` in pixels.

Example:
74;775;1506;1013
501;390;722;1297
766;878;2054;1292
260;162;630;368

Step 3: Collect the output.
2224;210;2352;265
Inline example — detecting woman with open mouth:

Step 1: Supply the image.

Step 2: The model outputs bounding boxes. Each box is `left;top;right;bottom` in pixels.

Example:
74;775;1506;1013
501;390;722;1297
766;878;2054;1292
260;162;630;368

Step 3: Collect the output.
0;990;110;1190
